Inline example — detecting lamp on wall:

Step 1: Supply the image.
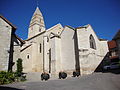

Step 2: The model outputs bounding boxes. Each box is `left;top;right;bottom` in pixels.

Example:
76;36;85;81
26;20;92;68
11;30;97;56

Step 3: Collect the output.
7;49;10;53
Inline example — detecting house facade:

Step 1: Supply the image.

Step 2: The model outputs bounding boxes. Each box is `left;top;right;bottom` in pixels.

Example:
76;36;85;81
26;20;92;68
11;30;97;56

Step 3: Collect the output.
108;40;119;63
113;30;120;60
106;30;120;64
0;15;24;71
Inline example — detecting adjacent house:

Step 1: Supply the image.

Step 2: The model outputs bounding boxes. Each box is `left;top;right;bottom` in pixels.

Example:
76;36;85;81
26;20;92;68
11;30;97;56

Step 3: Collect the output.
107;30;120;64
113;30;120;60
108;40;119;62
0;15;24;71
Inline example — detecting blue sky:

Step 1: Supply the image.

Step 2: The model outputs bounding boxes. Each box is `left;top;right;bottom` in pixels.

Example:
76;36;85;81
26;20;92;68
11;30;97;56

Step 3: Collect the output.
0;0;120;40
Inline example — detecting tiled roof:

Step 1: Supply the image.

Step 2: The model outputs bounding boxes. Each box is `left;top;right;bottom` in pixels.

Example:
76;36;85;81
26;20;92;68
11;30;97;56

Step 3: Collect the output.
25;30;46;41
108;40;117;49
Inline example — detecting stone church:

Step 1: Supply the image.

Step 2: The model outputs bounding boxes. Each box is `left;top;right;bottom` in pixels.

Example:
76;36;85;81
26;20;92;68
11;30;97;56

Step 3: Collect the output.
20;7;108;76
0;7;108;77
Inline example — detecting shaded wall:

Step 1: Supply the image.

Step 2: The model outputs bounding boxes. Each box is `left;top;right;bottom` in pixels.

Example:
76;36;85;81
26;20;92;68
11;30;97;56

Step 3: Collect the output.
0;18;12;71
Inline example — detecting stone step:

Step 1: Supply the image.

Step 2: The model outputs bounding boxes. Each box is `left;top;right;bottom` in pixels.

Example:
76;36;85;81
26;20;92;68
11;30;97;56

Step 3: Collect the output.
25;72;72;82
26;72;42;82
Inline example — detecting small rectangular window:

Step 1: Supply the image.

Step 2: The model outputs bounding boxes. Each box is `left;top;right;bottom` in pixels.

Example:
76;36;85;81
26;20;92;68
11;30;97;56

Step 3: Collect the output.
40;43;41;53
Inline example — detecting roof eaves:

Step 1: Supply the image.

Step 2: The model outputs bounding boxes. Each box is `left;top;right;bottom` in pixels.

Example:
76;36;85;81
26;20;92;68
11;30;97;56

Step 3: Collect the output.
50;32;61;38
0;15;17;30
76;24;91;29
65;25;75;30
25;30;46;41
20;44;32;52
14;34;25;44
99;38;108;41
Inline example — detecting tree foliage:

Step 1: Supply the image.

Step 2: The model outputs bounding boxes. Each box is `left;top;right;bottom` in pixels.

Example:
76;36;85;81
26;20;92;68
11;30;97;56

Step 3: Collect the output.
16;58;23;75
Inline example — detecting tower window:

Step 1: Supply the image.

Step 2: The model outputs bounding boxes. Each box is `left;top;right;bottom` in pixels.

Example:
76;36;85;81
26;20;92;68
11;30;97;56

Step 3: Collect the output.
89;35;96;49
40;19;41;23
39;28;41;32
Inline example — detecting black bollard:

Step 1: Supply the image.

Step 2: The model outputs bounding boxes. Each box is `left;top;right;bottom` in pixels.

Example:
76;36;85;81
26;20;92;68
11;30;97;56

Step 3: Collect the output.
41;73;50;81
59;72;67;79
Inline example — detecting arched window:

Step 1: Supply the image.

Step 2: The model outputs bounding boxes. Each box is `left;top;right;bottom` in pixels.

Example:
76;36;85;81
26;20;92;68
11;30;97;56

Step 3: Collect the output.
89;35;96;49
27;54;30;59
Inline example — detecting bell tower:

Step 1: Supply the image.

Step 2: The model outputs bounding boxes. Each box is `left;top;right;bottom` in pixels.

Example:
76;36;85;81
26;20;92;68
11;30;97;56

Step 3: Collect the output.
28;7;45;38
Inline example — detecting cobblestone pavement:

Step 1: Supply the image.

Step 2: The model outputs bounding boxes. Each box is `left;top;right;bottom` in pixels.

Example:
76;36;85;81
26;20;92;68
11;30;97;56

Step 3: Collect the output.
1;73;120;90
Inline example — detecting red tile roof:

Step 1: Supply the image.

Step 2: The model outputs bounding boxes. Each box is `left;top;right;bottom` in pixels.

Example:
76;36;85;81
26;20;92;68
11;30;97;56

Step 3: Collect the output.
110;56;119;59
108;40;117;49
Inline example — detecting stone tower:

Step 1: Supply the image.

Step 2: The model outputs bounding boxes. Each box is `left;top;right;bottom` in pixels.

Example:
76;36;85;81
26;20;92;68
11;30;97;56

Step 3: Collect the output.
28;7;45;38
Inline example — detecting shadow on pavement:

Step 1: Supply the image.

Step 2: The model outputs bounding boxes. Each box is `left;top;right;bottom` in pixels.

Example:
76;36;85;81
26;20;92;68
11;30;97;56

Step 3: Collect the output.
94;59;120;74
94;53;120;74
102;69;120;74
0;86;24;90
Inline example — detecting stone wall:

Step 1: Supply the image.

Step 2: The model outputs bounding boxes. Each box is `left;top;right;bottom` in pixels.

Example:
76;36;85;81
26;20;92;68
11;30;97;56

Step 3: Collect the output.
12;36;22;71
76;25;108;76
0;18;12;71
21;34;44;72
61;26;76;74
21;23;109;77
21;44;33;72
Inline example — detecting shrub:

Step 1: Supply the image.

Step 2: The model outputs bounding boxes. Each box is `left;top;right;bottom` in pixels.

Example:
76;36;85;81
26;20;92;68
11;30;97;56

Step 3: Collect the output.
16;58;23;76
0;71;15;85
0;58;26;85
16;58;26;82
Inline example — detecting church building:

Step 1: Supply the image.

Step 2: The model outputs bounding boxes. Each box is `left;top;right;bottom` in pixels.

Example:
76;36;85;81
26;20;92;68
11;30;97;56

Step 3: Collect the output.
20;7;108;76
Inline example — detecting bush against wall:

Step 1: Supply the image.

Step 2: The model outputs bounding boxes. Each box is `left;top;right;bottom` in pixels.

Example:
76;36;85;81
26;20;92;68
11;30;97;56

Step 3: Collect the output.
16;58;23;75
0;58;26;85
16;58;26;81
0;71;15;84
